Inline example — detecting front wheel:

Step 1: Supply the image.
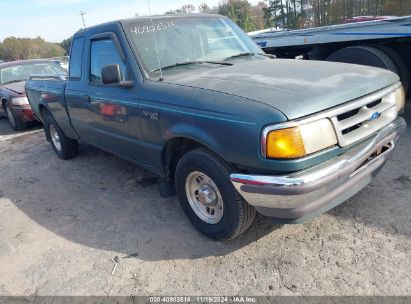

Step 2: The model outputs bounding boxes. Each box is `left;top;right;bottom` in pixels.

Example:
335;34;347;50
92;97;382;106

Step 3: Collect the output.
44;113;79;159
175;148;255;240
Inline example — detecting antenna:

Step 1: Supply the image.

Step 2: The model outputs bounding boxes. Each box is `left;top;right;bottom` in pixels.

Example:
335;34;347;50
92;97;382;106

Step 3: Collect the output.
146;0;163;79
80;11;87;28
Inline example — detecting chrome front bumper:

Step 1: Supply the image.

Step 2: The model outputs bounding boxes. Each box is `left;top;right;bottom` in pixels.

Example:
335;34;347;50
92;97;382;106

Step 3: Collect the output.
230;117;406;222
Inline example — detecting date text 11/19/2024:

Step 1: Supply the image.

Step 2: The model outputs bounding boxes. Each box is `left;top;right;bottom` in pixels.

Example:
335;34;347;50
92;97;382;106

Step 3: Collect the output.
149;296;257;303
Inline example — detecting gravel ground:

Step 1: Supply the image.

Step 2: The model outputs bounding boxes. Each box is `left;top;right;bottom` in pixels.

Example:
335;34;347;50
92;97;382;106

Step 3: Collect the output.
0;104;410;297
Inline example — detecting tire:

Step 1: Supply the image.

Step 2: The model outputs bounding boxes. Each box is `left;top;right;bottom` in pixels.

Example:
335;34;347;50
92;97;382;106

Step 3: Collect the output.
44;113;79;159
175;148;255;240
4;103;27;131
326;45;398;75
373;45;409;94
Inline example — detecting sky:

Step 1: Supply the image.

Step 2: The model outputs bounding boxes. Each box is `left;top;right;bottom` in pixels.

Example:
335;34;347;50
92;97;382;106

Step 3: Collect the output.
1;0;261;43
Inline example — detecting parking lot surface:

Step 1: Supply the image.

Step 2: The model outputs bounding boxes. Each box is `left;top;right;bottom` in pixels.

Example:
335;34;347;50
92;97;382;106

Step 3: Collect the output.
0;105;410;296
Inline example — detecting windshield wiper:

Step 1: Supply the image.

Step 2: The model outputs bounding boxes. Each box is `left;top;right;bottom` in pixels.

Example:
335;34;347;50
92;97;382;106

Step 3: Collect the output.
224;52;275;61
153;61;232;72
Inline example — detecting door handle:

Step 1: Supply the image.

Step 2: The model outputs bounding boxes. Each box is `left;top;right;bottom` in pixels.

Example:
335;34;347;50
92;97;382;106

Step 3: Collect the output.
83;95;91;103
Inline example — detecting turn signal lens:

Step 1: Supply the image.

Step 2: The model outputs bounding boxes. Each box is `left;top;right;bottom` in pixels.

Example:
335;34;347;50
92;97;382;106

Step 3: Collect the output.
266;127;306;159
264;119;337;159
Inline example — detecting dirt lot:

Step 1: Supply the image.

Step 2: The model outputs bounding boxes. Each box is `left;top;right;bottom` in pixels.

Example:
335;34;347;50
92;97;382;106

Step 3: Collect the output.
0;104;410;297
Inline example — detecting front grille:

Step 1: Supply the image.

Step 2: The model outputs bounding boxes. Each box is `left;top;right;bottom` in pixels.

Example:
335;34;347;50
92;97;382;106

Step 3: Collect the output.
335;99;382;121
336;108;361;121
330;84;400;147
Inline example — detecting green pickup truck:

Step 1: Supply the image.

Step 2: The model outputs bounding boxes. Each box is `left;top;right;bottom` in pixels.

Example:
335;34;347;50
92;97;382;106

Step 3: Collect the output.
25;14;406;240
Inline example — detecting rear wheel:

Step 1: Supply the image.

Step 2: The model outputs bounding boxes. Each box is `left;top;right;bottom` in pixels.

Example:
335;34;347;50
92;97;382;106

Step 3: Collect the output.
373;45;409;94
326;45;398;75
44;113;78;159
4;103;27;131
175;148;255;240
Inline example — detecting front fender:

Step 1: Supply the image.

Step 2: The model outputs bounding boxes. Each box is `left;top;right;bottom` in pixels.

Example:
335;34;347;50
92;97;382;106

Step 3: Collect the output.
165;123;225;159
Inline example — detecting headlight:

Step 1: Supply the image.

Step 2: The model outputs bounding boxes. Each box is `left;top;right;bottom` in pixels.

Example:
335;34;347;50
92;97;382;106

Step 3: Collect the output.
263;119;337;159
11;97;29;106
381;85;405;113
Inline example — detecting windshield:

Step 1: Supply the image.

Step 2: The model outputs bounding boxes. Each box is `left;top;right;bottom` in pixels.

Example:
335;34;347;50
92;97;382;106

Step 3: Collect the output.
0;62;67;84
126;16;264;76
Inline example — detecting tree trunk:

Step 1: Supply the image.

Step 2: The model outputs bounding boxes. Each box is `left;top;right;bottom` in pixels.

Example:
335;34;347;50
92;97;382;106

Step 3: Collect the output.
288;0;291;28
281;0;286;29
293;0;297;22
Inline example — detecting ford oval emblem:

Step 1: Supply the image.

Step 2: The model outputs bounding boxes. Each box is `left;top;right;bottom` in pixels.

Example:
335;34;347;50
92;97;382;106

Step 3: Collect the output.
370;112;381;120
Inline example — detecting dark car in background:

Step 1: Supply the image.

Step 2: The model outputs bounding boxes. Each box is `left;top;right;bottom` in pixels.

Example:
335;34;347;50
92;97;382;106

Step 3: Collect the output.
0;59;67;130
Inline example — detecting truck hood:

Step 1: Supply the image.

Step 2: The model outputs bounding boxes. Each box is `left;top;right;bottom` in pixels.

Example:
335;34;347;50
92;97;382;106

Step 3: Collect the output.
164;59;399;119
2;81;26;94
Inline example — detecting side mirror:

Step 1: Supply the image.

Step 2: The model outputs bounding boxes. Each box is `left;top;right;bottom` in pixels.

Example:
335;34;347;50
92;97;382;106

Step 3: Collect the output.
101;64;133;88
102;64;122;84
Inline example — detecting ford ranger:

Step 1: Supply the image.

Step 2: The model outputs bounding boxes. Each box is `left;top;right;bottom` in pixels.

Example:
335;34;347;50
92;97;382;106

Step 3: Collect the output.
25;14;406;240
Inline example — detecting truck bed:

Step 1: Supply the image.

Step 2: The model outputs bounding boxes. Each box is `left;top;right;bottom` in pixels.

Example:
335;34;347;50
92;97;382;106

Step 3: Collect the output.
26;79;77;139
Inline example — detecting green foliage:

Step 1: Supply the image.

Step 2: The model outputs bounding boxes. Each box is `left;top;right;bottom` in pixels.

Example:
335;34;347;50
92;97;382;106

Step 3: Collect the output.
59;37;72;56
198;3;218;14
218;0;259;32
0;36;65;61
162;0;411;33
265;0;411;30
163;1;265;31
165;9;183;14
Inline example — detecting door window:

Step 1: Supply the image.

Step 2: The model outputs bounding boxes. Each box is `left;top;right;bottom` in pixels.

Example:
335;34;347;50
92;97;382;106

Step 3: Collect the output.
69;37;84;79
90;38;126;83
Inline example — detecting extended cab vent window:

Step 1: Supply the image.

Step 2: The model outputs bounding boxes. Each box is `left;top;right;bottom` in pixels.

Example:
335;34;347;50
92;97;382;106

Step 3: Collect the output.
69;37;85;79
90;38;126;83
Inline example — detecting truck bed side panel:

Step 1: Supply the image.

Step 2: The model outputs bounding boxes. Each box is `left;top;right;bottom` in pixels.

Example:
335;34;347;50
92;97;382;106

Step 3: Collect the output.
25;79;78;139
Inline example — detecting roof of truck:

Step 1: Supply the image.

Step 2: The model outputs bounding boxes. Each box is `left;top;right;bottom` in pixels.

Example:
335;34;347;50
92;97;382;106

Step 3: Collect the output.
73;13;223;36
121;13;220;21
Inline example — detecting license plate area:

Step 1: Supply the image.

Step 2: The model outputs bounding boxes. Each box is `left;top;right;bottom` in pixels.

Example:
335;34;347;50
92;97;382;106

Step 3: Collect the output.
352;141;394;175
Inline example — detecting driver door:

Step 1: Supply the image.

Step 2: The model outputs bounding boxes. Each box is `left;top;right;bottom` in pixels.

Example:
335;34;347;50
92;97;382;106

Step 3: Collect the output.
66;31;145;164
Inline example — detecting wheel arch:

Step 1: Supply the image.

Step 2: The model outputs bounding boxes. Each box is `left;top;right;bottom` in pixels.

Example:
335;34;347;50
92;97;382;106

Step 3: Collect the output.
161;135;227;181
38;103;52;122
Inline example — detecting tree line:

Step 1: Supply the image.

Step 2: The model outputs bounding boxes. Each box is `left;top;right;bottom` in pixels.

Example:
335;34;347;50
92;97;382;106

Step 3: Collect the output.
1;0;409;61
196;0;411;31
264;0;411;29
0;37;65;62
